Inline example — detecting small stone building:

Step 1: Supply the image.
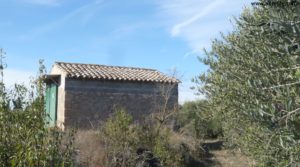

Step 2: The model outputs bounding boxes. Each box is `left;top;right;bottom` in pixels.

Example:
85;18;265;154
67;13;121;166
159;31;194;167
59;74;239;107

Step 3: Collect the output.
45;62;179;129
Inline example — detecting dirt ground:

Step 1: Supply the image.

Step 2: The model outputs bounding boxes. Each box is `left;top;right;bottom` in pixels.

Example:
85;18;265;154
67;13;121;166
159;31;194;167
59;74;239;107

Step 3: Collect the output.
201;140;256;167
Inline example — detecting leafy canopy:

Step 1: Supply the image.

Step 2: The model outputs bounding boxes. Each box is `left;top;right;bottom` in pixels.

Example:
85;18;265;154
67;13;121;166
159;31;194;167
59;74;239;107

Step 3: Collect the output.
195;0;300;166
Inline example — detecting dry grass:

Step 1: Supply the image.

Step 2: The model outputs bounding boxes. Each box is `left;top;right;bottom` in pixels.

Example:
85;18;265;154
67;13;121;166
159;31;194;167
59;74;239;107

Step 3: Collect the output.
73;129;255;167
168;129;200;152
210;149;256;167
74;130;106;167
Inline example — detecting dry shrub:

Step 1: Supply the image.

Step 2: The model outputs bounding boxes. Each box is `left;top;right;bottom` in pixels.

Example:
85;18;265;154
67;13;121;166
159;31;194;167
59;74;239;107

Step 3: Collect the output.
74;109;206;167
211;149;256;167
75;130;106;167
168;130;201;155
100;110;205;167
100;109;139;167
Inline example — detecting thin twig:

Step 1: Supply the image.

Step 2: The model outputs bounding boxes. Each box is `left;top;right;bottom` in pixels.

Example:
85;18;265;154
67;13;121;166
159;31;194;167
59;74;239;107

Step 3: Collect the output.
262;81;300;90
267;66;300;73
279;108;300;121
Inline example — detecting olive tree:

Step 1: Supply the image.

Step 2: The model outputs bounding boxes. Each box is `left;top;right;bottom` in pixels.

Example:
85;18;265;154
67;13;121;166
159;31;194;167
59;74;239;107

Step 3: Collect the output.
195;0;300;165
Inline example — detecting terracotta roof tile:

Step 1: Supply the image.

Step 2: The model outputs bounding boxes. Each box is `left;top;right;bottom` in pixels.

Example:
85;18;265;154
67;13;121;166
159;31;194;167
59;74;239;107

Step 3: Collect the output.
54;62;180;84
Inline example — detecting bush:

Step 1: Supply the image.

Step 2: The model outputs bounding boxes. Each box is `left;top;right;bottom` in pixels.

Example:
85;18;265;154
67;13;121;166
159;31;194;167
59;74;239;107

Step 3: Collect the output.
0;108;75;167
177;100;223;139
101;109;138;167
193;0;300;165
0;60;75;166
97;109;204;167
74;130;106;166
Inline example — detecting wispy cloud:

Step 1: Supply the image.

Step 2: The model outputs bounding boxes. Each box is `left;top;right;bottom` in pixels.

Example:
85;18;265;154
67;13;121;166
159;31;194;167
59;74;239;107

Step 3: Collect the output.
183;49;199;59
156;0;252;54
22;0;61;6
20;0;104;40
156;0;252;102
171;0;225;36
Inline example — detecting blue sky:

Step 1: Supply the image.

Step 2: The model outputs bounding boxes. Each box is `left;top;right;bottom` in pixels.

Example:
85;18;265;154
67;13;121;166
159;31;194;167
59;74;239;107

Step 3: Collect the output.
0;0;253;103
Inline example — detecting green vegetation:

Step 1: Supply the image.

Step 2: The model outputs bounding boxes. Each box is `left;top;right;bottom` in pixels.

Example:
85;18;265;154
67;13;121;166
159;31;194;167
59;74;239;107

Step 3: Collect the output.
96;109;204;167
0;58;208;167
194;0;300;166
0;60;75;167
177;100;223;139
3;1;300;166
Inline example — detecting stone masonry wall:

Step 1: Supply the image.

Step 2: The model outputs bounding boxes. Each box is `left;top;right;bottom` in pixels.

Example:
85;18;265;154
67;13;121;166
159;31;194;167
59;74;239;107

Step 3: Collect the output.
63;79;178;129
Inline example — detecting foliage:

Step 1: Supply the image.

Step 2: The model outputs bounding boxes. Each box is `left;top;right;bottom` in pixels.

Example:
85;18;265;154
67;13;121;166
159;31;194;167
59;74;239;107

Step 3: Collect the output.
178;100;223;139
101;109;138;167
99;109;203;167
194;0;300;166
0;59;75;166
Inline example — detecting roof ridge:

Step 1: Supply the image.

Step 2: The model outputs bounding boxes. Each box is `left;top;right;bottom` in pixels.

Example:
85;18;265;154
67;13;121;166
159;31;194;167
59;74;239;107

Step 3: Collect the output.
55;61;157;71
53;61;180;83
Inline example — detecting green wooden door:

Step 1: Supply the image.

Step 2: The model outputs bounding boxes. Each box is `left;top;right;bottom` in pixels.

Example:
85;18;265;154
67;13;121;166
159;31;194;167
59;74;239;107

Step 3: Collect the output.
45;83;57;126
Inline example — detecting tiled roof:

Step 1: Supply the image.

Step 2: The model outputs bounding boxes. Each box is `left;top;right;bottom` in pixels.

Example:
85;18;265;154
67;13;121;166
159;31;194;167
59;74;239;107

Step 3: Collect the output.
54;62;180;84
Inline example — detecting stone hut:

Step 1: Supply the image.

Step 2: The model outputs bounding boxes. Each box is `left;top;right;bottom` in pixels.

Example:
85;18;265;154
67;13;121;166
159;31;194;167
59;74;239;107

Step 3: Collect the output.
45;62;179;129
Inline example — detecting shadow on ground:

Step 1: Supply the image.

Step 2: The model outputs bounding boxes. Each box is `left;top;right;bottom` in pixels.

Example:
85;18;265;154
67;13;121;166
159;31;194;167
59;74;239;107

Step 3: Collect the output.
199;140;224;167
179;140;224;167
199;140;253;167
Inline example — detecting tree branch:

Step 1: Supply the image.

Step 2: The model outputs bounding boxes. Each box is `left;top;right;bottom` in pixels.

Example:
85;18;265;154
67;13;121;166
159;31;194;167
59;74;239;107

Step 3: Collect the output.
262;81;300;90
267;65;300;73
279;108;300;121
